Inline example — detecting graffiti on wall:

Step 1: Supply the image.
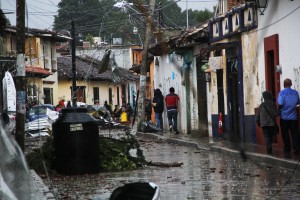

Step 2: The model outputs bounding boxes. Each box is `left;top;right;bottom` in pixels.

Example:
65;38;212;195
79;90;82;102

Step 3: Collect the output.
162;75;181;96
294;67;300;92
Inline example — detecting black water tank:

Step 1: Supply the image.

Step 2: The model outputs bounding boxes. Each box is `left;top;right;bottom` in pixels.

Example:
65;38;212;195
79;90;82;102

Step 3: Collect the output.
53;107;100;175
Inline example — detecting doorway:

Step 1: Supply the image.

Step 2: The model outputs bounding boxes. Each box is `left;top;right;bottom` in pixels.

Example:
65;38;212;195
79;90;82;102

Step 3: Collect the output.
227;58;240;142
264;34;281;146
43;88;53;104
196;56;208;132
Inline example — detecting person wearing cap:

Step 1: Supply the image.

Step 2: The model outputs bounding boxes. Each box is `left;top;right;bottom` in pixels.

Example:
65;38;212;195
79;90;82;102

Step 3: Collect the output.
278;78;300;155
256;91;277;154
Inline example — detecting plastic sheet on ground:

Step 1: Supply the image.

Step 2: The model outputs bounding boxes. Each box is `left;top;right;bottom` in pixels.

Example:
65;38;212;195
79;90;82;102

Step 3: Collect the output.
25;108;59;137
140;121;162;133
0;122;39;200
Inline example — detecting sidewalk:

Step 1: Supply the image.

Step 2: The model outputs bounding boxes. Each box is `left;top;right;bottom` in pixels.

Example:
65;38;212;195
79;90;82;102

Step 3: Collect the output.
136;131;300;171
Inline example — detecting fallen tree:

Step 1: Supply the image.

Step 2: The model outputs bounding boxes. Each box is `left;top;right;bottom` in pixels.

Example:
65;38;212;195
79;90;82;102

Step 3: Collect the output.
26;128;183;174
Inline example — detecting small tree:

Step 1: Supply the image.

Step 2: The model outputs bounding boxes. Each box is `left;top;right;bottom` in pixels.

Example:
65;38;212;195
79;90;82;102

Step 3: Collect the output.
85;33;94;45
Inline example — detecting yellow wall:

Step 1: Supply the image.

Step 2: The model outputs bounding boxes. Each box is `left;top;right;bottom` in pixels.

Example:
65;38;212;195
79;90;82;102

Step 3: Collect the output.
57;80;129;106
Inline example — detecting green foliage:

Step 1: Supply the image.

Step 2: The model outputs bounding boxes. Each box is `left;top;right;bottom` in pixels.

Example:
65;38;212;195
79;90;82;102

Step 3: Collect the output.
85;33;94;45
195;9;214;23
26;137;54;173
99;128;146;172
26;128;146;173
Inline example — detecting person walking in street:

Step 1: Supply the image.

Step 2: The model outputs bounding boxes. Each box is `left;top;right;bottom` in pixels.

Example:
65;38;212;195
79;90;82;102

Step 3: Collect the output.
152;88;164;130
165;87;180;134
278;78;300;155
256;91;278;154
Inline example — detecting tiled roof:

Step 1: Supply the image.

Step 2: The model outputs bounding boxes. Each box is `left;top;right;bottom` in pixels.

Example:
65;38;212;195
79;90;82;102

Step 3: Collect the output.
25;65;52;78
57;56;139;82
148;23;209;56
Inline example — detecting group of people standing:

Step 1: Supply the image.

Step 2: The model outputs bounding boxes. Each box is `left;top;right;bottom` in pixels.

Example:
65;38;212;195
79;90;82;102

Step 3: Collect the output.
151;87;180;134
105;101;133;122
256;78;300;156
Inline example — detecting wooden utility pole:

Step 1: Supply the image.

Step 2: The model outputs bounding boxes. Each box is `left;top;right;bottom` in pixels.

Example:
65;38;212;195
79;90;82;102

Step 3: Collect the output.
137;0;155;129
71;20;77;106
15;0;26;151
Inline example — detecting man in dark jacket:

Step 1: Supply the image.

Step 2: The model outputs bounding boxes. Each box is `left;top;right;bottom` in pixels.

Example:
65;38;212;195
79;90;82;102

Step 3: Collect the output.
152;88;164;130
256;91;277;154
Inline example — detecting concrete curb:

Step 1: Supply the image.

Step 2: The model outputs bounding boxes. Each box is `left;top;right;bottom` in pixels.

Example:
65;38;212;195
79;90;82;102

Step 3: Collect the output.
136;132;210;151
31;170;56;200
136;132;300;171
210;146;300;170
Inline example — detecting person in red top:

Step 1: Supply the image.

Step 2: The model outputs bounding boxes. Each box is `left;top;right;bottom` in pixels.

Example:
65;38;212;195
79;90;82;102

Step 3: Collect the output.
165;87;179;134
56;99;65;112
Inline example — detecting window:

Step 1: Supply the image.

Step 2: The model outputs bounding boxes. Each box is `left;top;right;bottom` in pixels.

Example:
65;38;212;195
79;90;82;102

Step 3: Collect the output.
93;87;99;104
109;87;113;105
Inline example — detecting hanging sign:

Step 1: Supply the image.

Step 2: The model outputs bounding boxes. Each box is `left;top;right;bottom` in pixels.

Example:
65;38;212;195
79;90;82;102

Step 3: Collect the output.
209;56;223;70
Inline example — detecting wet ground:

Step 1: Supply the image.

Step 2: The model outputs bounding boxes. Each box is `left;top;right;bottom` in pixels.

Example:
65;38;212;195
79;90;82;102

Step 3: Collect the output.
39;132;300;200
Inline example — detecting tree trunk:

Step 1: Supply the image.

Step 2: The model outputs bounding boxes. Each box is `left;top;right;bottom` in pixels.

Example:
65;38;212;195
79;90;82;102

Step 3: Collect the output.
136;0;156;131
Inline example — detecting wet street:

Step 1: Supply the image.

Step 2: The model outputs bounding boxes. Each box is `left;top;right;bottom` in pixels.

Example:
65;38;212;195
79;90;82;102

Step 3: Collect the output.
43;133;300;200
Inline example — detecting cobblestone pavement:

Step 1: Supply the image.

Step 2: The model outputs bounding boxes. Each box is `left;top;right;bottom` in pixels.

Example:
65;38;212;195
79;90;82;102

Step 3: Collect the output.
37;130;300;200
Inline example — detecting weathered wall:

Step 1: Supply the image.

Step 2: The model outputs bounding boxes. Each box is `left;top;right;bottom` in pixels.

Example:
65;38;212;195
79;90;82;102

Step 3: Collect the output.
189;56;198;130
241;31;259;115
153;53;185;132
257;0;300;94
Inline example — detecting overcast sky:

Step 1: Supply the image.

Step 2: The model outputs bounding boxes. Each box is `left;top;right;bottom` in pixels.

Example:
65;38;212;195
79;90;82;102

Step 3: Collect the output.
1;0;217;30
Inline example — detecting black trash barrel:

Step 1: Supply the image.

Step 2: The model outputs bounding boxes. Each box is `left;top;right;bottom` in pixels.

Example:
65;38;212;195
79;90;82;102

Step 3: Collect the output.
52;107;100;175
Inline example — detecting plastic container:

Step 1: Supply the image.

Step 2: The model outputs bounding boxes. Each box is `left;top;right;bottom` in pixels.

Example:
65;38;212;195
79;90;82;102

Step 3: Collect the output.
52;107;100;175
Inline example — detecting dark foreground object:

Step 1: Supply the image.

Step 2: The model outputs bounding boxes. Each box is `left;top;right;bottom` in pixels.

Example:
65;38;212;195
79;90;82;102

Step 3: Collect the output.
109;182;160;200
52;107;100;175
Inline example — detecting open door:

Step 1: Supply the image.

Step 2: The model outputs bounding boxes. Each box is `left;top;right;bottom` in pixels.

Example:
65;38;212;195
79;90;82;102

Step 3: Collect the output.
264;34;282;147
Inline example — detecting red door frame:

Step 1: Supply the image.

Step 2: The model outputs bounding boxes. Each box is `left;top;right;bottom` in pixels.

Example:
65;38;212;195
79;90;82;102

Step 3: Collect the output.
256;34;283;148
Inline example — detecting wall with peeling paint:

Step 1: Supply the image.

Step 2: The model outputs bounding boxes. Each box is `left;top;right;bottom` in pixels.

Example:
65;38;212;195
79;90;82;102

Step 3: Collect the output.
242;32;259;115
153;53;185;132
257;0;300;95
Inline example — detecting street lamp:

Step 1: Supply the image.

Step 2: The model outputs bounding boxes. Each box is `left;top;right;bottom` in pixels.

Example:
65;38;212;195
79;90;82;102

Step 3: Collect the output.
201;63;211;82
205;71;211;83
255;0;268;15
